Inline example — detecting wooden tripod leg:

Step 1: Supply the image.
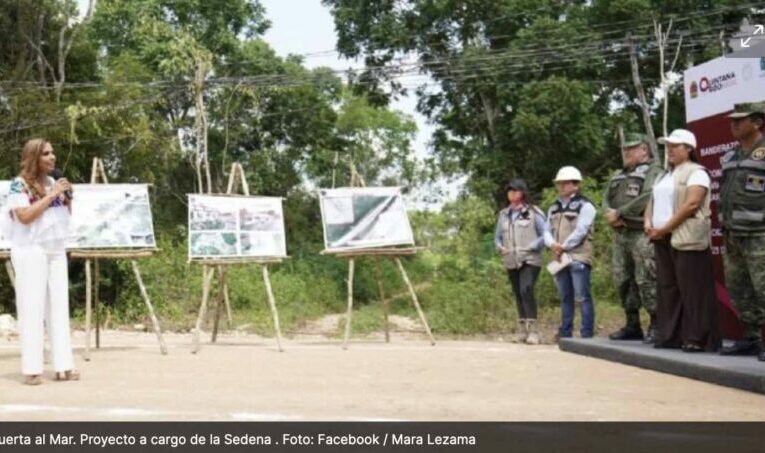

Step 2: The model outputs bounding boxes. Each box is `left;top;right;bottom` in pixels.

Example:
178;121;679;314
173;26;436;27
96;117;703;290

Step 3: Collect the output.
84;259;92;361
395;258;435;346
211;266;226;343
342;258;355;350
262;265;284;352
94;259;100;349
223;282;233;328
5;260;15;291
192;266;215;354
374;257;390;343
131;260;168;355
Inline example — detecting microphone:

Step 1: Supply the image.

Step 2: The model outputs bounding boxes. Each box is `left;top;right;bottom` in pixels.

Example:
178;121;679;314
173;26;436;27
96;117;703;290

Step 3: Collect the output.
50;168;73;200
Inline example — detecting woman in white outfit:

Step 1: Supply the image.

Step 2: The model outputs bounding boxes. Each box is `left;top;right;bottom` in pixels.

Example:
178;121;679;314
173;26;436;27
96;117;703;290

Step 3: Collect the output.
1;139;79;385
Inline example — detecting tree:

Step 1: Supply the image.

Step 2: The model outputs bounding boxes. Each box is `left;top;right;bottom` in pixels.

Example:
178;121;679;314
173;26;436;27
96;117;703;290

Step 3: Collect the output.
323;0;754;203
323;90;419;188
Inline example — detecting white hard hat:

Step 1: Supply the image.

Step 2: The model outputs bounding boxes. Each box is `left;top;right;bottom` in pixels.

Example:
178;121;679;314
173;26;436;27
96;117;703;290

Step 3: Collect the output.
553;166;583;182
658;129;697;149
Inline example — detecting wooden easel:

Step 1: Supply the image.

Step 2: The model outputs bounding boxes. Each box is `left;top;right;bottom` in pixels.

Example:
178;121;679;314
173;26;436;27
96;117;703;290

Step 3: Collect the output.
191;162;285;353
69;158;168;360
2;181;16;298
1;254;14;315
322;163;435;349
2;255;14;290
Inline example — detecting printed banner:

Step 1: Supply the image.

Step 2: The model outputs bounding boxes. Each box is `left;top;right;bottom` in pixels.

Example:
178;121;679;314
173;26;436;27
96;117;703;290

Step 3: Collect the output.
684;55;765;339
684;56;765;122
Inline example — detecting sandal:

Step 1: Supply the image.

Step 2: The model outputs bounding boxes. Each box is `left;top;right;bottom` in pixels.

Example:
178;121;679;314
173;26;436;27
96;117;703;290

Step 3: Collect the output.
23;374;43;386
55;370;81;381
682;343;703;353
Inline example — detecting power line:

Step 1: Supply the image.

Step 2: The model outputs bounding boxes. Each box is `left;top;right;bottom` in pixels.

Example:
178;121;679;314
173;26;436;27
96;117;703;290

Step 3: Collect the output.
0;6;752;133
280;1;765;62
0;7;752;92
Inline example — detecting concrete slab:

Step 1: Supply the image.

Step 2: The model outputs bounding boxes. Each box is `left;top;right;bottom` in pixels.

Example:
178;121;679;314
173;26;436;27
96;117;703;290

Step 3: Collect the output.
559;337;765;395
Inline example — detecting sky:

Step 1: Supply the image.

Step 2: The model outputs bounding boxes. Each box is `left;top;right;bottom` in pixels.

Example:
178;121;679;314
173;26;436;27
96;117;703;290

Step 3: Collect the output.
258;0;433;157
76;0;462;208
259;0;463;208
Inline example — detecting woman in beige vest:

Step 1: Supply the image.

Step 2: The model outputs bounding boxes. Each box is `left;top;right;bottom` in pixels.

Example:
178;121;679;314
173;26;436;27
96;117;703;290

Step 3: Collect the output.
644;129;721;352
495;179;547;344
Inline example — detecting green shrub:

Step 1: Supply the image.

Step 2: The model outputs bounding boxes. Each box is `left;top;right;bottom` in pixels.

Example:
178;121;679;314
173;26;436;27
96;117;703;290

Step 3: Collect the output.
0;178;623;337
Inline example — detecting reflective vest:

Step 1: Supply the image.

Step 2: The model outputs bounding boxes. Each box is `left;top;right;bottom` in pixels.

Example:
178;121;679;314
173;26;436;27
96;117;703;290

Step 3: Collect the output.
548;194;593;265
498;205;544;269
719;136;765;234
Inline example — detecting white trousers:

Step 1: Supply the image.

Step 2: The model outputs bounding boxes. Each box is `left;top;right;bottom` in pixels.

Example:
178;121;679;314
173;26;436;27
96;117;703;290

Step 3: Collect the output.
11;245;75;375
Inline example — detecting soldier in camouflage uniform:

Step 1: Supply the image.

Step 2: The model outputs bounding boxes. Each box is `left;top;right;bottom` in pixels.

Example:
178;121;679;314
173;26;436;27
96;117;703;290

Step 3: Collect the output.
603;133;663;342
718;102;765;361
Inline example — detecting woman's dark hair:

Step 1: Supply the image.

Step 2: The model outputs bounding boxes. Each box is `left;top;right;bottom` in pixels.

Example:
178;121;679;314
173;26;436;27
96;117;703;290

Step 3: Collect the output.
503;179;534;205
687;145;699;162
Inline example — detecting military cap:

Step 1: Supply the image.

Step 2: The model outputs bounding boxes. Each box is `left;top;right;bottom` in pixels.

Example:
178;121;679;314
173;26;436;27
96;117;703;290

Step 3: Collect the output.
623;133;647;148
727;102;765;119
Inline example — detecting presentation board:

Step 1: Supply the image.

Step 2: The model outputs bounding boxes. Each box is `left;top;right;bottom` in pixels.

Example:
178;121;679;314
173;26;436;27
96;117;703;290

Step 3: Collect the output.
69;184;156;249
188;194;287;259
0;181;10;250
0;182;156;251
318;187;415;252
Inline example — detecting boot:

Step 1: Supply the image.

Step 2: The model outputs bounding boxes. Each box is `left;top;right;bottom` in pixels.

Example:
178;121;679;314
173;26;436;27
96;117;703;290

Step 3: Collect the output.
609;326;644;340
512;319;528;343
609;310;644;340
720;339;759;356
643;314;657;344
525;319;540;345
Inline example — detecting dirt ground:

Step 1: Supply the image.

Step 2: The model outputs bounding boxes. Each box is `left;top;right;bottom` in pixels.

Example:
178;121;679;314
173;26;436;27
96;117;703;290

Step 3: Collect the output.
1;329;764;421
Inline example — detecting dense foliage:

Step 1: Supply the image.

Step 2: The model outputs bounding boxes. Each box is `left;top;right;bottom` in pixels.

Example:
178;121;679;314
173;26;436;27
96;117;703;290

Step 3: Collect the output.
0;0;760;336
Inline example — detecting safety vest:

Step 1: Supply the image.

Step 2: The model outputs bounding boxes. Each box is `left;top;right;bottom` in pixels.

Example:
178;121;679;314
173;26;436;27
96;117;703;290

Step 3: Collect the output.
660;161;712;251
548;194;594;265
499;205;544;269
719;136;765;234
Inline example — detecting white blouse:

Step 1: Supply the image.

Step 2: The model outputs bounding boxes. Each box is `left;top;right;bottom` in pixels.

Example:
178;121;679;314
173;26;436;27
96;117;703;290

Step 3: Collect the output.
651;169;711;229
1;177;70;252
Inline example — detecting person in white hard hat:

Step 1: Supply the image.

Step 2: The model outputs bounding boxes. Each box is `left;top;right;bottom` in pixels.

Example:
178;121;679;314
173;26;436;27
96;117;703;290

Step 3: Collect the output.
644;129;720;352
544;166;597;340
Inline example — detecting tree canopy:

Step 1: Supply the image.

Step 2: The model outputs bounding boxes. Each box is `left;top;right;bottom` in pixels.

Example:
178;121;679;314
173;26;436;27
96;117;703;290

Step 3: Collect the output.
322;0;755;201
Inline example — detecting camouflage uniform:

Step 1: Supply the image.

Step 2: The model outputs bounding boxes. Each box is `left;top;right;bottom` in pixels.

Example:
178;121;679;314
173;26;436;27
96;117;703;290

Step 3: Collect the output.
610;229;657;316
719;103;765;349
603;134;663;337
723;234;765;340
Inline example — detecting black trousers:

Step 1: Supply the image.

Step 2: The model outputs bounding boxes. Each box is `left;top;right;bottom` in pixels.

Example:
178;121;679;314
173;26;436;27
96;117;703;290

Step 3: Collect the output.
507;264;541;320
653;237;721;351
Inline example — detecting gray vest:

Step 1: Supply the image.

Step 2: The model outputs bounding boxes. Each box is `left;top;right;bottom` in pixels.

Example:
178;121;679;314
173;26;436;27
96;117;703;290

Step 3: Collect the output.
548;195;594;265
719;136;765;234
499;205;544;269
